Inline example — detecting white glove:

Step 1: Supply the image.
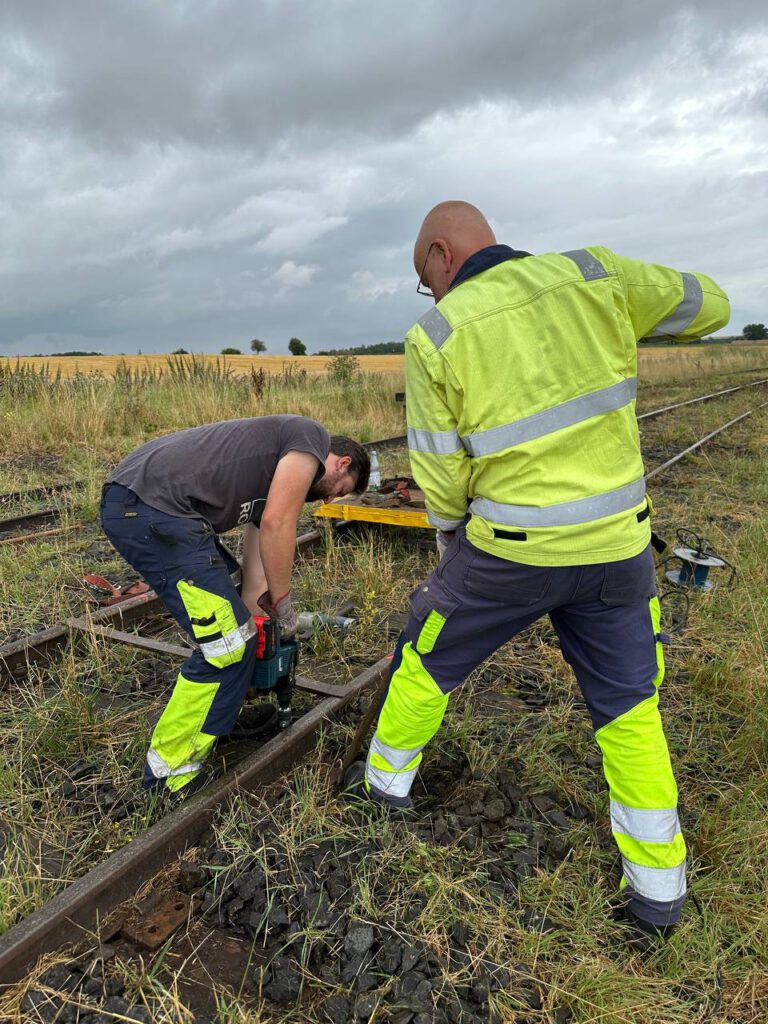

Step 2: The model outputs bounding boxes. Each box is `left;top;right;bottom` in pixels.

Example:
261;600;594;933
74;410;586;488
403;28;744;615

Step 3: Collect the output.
258;591;299;640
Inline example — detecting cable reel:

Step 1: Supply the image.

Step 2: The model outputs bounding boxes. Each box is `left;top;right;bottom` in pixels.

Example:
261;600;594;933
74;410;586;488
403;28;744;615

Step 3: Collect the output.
662;529;737;592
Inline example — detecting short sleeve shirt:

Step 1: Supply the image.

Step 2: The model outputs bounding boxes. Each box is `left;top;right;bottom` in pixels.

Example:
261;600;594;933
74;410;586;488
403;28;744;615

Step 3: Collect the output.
108;415;330;533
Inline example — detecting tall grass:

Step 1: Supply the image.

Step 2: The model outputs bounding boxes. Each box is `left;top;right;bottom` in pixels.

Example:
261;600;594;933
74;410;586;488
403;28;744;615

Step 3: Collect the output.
0;358;406;472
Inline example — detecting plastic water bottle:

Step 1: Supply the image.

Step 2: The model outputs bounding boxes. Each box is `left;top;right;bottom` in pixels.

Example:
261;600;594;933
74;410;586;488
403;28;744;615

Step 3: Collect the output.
369;450;381;491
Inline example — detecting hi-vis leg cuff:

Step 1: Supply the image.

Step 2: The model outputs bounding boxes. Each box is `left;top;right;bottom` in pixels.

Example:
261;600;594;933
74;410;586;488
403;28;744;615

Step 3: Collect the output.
364;641;450;806
146;673;219;790
365;735;423;803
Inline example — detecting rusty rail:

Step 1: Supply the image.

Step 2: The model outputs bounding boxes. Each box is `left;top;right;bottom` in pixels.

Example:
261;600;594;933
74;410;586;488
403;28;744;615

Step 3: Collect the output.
645;402;768;482
637;378;768;421
0;656;390;984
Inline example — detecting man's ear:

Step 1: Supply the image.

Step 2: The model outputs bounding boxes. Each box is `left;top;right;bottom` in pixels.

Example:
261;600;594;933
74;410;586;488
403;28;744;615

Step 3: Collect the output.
338;455;352;473
434;238;452;271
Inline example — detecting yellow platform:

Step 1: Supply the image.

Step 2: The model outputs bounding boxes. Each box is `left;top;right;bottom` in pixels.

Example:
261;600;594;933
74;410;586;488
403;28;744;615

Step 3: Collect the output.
314;497;430;529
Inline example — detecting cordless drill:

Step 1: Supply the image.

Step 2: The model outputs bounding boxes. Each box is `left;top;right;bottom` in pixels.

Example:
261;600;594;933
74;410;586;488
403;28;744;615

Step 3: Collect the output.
249;614;298;729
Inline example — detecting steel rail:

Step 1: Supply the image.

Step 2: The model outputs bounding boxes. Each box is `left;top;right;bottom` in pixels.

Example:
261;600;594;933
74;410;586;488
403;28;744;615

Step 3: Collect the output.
637;378;768;421
0;508;62;538
0;529;323;678
645;401;768;482
364;434;405;449
0;655;390;985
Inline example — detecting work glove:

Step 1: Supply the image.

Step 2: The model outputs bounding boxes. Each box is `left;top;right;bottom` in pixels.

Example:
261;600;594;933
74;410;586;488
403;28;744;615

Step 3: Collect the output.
258;590;299;640
436;530;455;560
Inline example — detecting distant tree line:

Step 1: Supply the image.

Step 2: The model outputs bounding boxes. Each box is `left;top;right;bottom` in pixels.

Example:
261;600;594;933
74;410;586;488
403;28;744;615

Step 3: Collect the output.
317;341;405;355
28;350;103;357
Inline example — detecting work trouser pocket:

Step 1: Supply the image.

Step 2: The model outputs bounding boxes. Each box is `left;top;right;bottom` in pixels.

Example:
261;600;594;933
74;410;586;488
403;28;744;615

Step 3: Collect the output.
409;580;460;655
177;579;254;669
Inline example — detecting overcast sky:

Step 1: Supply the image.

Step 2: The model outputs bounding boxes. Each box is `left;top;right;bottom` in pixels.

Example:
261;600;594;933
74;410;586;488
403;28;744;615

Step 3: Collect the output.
2;1;766;355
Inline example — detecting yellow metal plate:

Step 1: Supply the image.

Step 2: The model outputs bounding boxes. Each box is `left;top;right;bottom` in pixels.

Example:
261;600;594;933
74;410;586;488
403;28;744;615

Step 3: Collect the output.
314;499;430;529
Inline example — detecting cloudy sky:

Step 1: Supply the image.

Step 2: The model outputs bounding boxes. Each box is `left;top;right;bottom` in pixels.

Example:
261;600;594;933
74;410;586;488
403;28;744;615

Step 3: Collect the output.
2;1;766;355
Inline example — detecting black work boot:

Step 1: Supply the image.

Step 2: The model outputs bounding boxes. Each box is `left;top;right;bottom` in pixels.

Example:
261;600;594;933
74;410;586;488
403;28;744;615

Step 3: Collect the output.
342;761;414;817
227;702;279;740
621;907;676;952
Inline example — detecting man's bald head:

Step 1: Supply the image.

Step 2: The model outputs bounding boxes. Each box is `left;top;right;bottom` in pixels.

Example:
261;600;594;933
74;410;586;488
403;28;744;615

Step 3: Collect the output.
414;201;497;302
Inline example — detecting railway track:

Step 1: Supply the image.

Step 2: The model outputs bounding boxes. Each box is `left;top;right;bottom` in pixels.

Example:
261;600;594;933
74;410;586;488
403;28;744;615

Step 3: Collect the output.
0;385;766;995
0;655;390;984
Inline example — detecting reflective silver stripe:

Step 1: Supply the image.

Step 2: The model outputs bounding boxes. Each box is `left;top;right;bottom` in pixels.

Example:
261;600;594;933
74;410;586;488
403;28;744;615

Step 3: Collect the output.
650;272;703;336
611;800;681;844
147;748;202;779
470;477;646;528
370;734;423;771
623;858;686;902
462;378;637;457
562;248;609;281
427;510;465;530
408;426;463;455
365;762;419;799
418;307;453;348
198;618;256;659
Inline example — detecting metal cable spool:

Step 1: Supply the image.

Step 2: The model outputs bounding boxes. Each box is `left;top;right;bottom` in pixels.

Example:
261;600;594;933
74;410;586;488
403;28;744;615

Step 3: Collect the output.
662;528;737;592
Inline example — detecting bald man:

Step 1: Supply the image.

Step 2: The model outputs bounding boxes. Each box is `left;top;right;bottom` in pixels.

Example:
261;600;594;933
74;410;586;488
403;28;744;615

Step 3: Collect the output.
348;200;730;937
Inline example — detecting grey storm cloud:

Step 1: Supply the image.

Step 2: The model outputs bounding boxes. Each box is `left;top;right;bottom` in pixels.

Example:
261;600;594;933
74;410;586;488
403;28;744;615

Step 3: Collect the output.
2;0;767;354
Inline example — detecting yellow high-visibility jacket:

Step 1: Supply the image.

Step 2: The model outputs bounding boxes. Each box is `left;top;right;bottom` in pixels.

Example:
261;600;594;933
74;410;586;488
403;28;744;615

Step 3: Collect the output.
406;246;730;566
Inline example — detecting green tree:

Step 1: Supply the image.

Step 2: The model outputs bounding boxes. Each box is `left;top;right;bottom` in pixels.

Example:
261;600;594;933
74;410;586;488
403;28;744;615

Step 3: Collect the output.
288;337;307;355
221;347;242;355
742;323;767;340
250;339;267;352
171;347;189;354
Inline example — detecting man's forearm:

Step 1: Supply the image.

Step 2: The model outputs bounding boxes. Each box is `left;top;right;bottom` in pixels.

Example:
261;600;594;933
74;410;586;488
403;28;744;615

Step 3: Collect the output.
241;524;267;613
258;519;298;604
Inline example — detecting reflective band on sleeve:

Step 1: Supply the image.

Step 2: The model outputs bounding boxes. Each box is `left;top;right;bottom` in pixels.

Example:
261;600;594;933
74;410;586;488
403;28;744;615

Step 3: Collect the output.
470;477;646;528
611;800;681;844
147;747;202;779
366;762;419;798
561;249;609;281
427;510;465;530
462;378;637;457
408;426;463;455
370;734;424;771
650;272;703;336
198;617;256;659
417;307;453;348
622;858;686;902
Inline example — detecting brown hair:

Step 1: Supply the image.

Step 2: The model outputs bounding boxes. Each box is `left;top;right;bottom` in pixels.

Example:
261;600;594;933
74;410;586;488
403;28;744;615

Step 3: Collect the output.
329;436;370;493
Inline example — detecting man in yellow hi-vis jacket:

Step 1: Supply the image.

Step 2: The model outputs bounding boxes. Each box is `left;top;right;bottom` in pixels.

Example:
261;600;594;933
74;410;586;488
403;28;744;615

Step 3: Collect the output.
350;200;730;934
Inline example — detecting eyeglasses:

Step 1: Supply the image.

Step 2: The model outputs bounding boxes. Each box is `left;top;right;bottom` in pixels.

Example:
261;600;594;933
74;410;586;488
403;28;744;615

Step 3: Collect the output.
416;242;435;297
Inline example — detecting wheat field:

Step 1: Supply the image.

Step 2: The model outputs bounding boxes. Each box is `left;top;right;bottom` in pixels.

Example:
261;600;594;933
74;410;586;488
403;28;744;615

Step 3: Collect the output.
2;344;765;381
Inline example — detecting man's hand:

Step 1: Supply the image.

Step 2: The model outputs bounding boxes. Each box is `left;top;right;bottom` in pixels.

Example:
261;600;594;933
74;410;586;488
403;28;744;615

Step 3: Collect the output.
259;590;299;640
436;529;455;560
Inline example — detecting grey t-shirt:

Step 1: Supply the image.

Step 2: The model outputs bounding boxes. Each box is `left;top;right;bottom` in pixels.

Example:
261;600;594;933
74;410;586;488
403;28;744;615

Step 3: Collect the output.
108;415;330;533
